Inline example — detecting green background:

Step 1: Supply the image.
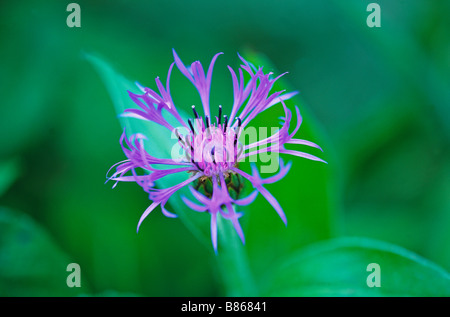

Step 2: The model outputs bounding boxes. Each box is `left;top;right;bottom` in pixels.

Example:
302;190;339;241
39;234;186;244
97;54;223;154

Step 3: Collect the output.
0;0;449;296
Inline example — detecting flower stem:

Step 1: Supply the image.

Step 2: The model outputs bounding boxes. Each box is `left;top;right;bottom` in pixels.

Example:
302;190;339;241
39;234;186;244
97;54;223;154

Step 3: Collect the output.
215;212;258;296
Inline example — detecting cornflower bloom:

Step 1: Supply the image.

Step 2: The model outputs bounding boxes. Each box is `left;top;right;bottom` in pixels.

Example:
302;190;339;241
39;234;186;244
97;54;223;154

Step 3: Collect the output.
107;50;326;251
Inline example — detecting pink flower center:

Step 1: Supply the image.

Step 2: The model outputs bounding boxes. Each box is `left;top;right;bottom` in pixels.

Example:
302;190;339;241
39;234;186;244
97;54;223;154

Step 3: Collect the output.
177;105;242;177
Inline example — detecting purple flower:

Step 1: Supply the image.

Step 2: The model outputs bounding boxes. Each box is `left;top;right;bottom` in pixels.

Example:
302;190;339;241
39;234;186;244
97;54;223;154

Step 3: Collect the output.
107;50;326;252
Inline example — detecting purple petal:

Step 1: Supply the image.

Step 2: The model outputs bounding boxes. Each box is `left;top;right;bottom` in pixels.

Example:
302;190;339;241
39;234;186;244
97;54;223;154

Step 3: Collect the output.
172;49;194;84
287;105;303;139
206;53;223;89
188;186;211;205
148;166;193;183
260;160;292;184
120;111;149;121
231;166;287;225
237;53;256;75
226;204;245;244
265;91;298;110
181;196;208;212
161;203;178;218
203;52;223;116
287;139;323;151
234;190;258;206
279;149;327;164
211;212;218;253
137;201;160;233
106;159;129;179
109;175;147;182
149;174;202;202
256;186;287;225
155;76;171;109
135;81;147;93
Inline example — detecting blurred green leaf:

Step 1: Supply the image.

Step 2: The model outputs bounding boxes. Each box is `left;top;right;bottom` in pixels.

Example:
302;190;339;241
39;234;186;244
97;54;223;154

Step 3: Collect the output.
0;207;86;296
84;52;166;157
265;237;450;296
426;163;450;271
0;157;20;198
0;33;60;158
79;290;141;297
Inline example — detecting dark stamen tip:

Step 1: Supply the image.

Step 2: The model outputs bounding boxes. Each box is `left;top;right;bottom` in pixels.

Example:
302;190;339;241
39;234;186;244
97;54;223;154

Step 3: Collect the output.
175;129;186;145
218;105;222;124
235;117;242;136
211;146;216;164
223;115;228;133
188;118;196;135
191;158;202;171
191;105;199;119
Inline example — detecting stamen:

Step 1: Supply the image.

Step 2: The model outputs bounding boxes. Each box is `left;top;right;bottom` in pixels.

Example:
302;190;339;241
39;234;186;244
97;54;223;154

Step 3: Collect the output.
182;106;241;175
184;138;191;160
175;129;186;146
223;115;228;133
211;146;216;164
234;118;242;161
186;136;194;153
188;119;196;135
235;117;242;137
237;143;243;158
218;105;222;125
191;105;199;119
192;158;202;171
234;133;238;161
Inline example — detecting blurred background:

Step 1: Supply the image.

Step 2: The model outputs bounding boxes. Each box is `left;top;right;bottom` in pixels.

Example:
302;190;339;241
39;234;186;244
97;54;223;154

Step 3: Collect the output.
0;0;449;296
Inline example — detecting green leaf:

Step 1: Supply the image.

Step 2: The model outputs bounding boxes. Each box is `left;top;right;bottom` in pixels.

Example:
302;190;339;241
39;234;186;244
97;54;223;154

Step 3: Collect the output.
84;53;168;158
0;31;62;158
426;163;450;271
0;157;21;198
85;53;212;248
79;290;142;297
0;207;86;296
265;237;450;296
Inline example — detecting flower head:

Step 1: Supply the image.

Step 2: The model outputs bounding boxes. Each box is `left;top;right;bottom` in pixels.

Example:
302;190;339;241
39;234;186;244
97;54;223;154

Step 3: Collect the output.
107;50;326;252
